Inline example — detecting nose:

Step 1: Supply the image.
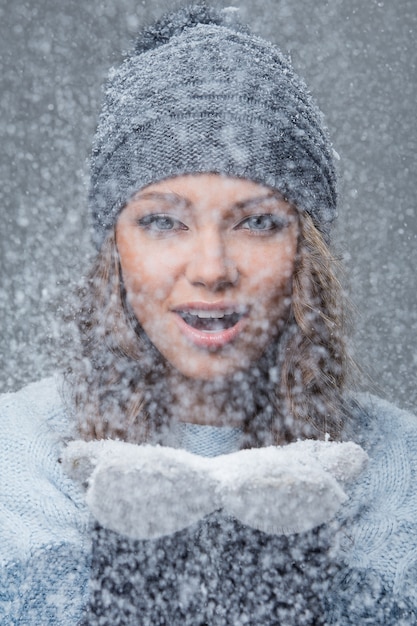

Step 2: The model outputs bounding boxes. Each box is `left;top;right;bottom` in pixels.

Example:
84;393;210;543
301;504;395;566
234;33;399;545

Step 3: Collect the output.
186;228;238;291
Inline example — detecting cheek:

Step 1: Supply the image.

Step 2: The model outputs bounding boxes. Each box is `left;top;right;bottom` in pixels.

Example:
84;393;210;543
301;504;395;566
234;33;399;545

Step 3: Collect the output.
239;240;297;295
120;249;180;308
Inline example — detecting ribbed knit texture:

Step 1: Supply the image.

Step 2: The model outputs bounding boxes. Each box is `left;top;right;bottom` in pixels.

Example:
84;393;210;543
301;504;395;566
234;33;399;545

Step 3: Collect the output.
0;377;90;624
1;377;417;623
89;6;337;248
171;422;242;457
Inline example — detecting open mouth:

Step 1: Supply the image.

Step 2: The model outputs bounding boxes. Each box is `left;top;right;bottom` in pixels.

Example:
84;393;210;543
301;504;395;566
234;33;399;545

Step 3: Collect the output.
178;310;243;332
172;306;248;348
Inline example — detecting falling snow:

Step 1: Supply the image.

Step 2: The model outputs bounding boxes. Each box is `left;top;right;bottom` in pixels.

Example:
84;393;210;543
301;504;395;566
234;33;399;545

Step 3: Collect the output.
1;1;417;624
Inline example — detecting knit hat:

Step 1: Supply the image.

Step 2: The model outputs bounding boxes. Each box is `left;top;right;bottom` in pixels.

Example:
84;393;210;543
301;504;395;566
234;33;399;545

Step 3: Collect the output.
89;5;337;248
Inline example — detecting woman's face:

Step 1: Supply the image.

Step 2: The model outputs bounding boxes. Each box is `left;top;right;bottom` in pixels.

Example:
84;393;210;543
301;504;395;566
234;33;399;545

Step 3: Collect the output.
116;174;299;380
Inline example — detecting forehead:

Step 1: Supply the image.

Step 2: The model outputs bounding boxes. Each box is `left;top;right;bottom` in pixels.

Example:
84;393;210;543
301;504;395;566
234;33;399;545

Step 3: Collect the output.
132;173;291;211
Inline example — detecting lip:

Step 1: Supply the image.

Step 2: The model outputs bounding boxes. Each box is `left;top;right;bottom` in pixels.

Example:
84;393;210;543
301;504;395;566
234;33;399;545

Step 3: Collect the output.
171;302;248;349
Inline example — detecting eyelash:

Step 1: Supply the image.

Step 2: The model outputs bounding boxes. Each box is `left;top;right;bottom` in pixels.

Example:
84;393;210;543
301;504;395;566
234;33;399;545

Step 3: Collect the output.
137;213;288;234
235;214;288;233
137;214;188;233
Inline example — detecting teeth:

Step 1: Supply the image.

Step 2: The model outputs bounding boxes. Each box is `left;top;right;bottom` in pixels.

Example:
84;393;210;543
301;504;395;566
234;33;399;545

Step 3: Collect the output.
188;310;227;319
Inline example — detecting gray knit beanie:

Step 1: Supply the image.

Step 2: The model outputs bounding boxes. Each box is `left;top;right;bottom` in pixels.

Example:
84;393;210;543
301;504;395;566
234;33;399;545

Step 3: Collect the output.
89;5;337;248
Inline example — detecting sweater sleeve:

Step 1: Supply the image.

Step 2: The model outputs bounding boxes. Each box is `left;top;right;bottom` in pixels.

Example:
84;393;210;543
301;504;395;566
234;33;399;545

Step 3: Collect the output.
0;377;91;625
332;393;417;623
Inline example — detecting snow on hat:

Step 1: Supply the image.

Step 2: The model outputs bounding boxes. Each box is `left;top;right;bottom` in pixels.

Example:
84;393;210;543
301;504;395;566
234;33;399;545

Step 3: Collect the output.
89;4;337;248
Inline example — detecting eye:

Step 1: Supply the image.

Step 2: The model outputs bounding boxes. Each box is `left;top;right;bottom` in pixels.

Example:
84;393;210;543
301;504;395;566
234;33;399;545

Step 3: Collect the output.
236;214;288;233
137;214;188;233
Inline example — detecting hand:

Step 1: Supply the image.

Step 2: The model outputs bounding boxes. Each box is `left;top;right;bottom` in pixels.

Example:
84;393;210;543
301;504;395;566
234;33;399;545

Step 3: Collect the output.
63;440;218;539
211;440;368;535
63;438;368;539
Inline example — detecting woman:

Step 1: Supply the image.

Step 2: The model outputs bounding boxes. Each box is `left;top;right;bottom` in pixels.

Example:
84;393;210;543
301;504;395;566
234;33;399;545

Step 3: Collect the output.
1;5;417;624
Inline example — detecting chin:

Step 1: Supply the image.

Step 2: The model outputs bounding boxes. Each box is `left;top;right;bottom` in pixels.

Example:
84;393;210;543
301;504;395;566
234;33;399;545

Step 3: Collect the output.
169;352;255;382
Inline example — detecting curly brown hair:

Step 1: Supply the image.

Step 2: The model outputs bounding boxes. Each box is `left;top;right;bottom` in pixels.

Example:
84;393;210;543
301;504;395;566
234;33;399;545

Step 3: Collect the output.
66;212;352;446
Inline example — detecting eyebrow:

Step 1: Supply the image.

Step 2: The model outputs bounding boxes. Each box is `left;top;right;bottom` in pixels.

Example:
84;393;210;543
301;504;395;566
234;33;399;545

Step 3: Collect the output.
233;191;288;211
130;191;190;206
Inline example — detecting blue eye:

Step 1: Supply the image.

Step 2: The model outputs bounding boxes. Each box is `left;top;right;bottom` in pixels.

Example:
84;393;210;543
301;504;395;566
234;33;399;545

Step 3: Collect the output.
237;214;287;232
138;214;187;232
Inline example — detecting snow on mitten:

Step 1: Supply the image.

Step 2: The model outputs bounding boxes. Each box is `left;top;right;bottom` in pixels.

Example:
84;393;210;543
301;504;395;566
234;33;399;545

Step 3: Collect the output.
63;440;219;539
63;439;368;539
210;441;368;535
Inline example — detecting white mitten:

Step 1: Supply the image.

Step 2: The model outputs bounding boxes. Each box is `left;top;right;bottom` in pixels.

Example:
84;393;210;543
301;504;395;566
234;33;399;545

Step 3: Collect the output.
63;440;219;539
210;441;368;535
63;439;368;539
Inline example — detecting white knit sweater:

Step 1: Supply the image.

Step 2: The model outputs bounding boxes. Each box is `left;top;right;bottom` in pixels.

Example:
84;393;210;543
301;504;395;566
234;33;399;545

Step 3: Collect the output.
1;377;417;624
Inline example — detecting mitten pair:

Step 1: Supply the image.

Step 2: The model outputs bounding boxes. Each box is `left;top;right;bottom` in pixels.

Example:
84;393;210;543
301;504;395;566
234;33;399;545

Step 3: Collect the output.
63;438;367;539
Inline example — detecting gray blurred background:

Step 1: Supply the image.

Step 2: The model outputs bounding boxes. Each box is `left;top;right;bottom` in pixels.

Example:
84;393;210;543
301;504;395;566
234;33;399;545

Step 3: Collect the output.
1;0;416;411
